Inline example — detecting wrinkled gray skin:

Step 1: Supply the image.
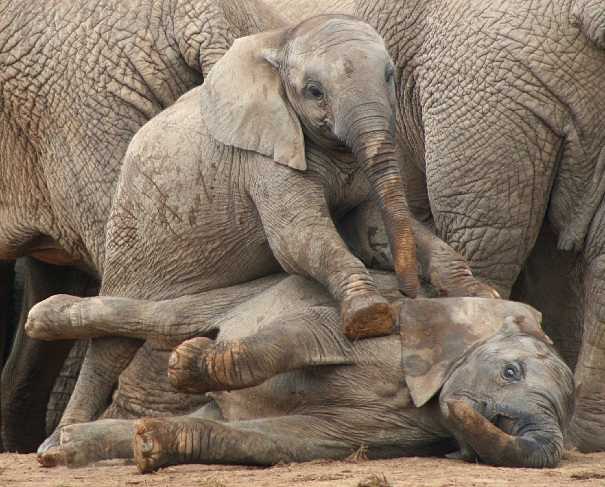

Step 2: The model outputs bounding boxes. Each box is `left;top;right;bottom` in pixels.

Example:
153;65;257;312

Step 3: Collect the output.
27;209;497;465
33;14;498;460
274;0;605;451
0;0;284;451
25;272;574;470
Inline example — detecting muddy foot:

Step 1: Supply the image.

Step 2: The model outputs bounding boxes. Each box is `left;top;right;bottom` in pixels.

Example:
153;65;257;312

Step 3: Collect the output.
168;337;214;393
26;294;82;340
134;418;182;473
341;294;395;339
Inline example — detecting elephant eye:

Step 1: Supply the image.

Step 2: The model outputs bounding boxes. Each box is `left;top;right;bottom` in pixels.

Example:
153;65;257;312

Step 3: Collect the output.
501;363;522;382
304;82;325;101
385;64;395;83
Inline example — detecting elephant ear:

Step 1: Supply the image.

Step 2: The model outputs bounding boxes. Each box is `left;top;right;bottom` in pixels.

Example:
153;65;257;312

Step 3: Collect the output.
398;298;547;407
200;28;306;171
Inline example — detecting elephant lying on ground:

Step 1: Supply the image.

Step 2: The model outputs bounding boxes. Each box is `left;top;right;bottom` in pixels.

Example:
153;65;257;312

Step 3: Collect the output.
26;272;574;470
272;0;605;451
0;0;285;452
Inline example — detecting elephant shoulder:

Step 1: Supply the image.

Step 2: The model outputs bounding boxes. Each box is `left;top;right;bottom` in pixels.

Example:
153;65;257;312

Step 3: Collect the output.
125;86;209;166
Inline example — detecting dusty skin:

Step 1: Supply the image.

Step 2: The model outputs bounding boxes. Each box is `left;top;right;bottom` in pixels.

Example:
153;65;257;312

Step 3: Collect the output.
1;452;605;486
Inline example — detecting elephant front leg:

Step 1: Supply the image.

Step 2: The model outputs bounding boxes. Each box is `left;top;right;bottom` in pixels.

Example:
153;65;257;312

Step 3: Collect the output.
133;415;353;473
253;181;396;339
339;201;500;299
569;253;605;452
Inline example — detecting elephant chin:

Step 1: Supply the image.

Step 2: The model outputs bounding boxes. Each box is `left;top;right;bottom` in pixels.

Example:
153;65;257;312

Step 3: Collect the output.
446;400;564;468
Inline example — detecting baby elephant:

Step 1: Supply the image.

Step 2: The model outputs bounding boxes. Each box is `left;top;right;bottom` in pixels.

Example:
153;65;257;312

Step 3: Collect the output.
35;273;573;470
104;14;419;339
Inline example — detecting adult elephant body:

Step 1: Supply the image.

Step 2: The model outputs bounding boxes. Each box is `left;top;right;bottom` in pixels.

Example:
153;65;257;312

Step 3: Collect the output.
277;0;605;451
0;0;284;451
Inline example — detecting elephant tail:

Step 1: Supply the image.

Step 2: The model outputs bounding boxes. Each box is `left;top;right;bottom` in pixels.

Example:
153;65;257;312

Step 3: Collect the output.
573;0;605;49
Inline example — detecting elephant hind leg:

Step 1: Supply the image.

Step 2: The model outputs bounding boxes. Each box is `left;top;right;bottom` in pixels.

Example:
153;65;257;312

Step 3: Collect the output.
38;419;136;468
168;307;352;394
133;415;353;473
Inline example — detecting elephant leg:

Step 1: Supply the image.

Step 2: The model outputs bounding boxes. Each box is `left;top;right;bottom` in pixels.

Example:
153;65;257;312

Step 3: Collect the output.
38;419;135;468
511;222;584;369
133;415;353;473
1;258;97;452
339;201;499;299
0;260;15;367
168;306;351;393
38;400;225;468
253;178;396;340
423;110;560;298
569;251;605;451
25;275;283;345
45;339;89;436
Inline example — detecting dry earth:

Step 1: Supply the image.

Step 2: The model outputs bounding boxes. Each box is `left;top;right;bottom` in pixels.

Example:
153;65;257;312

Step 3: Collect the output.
1;451;605;487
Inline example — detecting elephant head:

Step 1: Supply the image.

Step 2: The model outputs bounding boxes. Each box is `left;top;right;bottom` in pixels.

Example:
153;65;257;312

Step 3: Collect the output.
200;15;419;297
399;298;574;468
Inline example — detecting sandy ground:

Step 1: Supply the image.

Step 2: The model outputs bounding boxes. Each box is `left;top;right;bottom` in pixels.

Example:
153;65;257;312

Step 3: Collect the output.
1;451;605;487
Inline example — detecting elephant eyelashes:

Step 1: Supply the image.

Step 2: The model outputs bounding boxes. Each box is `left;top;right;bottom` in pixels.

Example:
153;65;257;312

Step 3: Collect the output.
501;363;523;382
304;82;325;100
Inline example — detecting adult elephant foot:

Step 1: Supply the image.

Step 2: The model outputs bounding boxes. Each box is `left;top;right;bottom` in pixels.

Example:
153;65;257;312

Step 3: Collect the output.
37;419;134;467
134;417;184;473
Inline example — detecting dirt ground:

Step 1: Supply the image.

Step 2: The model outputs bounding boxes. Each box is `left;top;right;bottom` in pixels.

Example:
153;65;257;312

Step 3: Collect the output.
1;451;605;487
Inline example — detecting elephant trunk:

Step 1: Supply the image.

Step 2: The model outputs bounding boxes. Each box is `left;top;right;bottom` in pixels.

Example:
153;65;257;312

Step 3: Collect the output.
447;400;564;468
345;105;419;297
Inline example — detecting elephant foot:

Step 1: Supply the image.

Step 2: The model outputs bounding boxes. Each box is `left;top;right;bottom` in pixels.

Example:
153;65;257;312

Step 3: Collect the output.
134;418;183;473
341;293;394;339
39;420;135;468
168;337;214;394
37;428;63;467
26;294;82;340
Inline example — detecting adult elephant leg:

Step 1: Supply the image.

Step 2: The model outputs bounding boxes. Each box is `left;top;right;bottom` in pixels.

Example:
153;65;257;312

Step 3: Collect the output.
1;258;97;452
45;339;89;436
569;213;605;451
511;222;584;369
133;415;353;473
0;260;15;367
423;106;560;298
